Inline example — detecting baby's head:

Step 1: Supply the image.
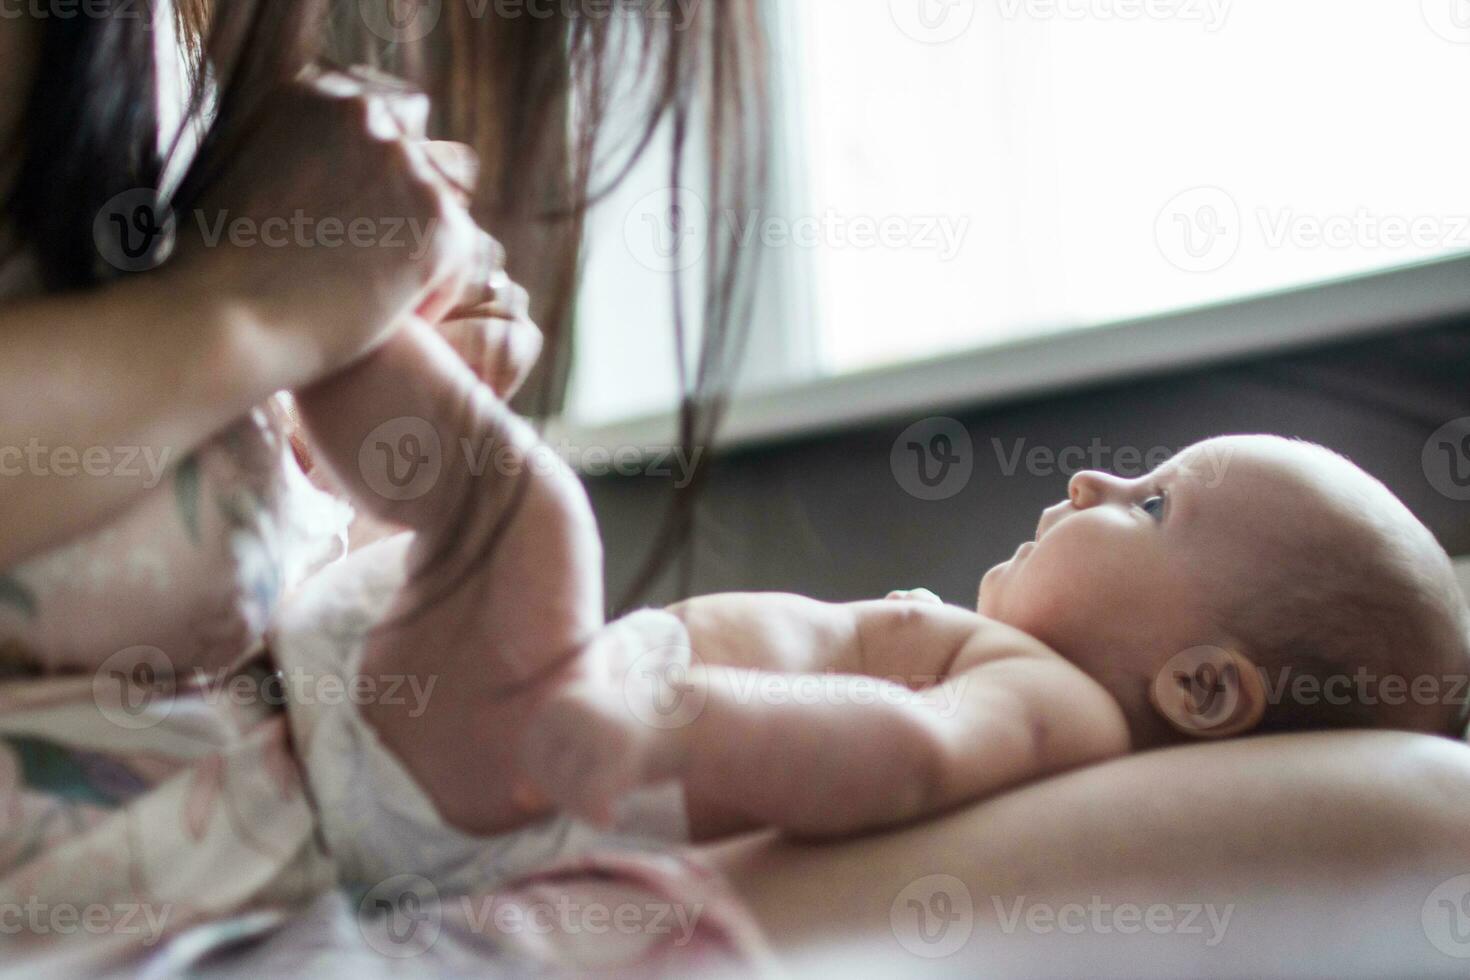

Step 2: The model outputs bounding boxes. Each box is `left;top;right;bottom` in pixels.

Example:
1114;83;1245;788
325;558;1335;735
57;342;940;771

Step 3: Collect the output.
978;435;1470;746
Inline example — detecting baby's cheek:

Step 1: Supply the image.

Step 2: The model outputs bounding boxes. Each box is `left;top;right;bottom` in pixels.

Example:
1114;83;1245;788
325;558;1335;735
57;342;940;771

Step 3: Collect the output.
1012;546;1127;646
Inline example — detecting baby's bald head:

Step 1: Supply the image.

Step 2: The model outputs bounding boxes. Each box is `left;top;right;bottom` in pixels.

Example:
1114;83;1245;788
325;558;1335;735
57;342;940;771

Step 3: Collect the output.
1199;437;1470;737
981;435;1470;742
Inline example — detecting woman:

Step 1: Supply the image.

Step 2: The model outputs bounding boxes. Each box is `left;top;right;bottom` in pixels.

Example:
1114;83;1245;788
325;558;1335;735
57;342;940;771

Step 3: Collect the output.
1;2;1466;975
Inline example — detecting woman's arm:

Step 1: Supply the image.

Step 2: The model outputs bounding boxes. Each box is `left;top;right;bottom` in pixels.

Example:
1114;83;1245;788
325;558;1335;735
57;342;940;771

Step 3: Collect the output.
0;268;298;568
0;73;484;569
708;731;1470;977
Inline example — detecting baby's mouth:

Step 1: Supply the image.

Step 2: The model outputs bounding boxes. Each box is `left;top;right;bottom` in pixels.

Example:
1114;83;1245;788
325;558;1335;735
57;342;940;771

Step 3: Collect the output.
1014;540;1035;559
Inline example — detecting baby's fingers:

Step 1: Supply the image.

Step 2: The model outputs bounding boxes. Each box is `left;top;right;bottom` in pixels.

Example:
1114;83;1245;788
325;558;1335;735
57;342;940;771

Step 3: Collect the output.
885;588;944;605
437;313;544;398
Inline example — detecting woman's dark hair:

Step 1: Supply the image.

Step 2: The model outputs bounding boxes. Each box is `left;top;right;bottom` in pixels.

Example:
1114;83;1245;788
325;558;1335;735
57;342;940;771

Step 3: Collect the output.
1;0;768;611
3;1;166;290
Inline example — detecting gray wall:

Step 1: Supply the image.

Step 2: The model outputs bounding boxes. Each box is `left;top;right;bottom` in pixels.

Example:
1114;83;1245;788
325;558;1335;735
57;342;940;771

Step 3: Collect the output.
586;320;1470;611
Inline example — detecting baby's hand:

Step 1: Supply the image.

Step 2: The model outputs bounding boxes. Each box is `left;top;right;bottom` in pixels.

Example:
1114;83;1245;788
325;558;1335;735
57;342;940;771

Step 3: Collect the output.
885;587;944;605
515;611;693;827
437;276;542;399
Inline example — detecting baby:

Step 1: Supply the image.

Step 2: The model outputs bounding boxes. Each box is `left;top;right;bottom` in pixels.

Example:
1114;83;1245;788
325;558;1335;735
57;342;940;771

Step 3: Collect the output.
282;329;1469;862
512;434;1470;839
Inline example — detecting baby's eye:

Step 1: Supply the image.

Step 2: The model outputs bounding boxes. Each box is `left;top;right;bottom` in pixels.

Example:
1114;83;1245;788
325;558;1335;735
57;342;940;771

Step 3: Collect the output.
1140;494;1167;520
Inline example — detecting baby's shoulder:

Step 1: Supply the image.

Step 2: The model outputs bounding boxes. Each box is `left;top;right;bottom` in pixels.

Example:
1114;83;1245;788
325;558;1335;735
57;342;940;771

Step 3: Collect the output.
847;597;1064;676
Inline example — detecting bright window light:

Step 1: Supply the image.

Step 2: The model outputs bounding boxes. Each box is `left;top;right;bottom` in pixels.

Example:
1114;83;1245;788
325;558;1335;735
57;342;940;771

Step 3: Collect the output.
569;0;1470;425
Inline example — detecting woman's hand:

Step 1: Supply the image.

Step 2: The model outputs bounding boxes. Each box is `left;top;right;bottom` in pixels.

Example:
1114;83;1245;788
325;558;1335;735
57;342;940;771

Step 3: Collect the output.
178;68;490;379
0;68;496;569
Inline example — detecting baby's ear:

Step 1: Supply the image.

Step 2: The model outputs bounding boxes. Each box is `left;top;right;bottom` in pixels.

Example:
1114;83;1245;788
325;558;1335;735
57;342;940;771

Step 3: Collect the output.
1148;645;1267;739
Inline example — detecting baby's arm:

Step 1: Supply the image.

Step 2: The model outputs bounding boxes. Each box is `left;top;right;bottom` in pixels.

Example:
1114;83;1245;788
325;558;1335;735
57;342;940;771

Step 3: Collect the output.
521;595;1132;839
292;319;606;834
293;318;601;682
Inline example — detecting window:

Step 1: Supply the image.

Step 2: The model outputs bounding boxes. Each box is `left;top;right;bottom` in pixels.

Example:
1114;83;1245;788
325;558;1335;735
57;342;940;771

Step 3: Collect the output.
566;0;1470;430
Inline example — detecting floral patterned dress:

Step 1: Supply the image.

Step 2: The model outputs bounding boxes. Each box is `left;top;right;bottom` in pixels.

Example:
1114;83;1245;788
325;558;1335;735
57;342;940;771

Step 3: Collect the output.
0;248;350;969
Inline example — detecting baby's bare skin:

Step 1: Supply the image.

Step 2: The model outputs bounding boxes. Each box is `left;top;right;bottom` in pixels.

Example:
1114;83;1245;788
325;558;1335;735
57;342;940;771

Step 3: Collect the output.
293;331;1130;842
295;318;604;836
518;593;1131;840
519;436;1470;840
296;371;1468;848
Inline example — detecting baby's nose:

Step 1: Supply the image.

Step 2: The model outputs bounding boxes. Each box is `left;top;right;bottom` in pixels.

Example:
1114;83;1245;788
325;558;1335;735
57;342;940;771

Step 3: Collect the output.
1068;470;1113;508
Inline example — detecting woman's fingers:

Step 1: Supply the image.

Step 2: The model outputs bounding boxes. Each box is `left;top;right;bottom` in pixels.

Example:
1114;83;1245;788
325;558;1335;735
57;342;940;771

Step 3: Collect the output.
420;141;481;202
185;64;502;371
307;66;431;141
347;64;431;139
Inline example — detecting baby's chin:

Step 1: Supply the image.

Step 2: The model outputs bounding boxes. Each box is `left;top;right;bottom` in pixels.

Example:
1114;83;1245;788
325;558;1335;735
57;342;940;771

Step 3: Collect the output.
976;560;1009;616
